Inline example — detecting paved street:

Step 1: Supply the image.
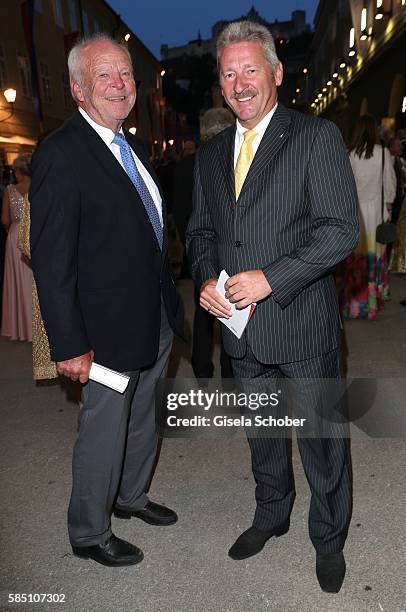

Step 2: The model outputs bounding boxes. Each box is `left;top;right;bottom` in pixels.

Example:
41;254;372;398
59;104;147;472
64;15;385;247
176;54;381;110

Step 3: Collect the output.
0;276;405;612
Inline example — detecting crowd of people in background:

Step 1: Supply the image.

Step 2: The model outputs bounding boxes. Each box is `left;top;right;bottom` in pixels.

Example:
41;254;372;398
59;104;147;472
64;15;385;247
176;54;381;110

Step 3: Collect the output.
389;133;406;274
0;113;406;351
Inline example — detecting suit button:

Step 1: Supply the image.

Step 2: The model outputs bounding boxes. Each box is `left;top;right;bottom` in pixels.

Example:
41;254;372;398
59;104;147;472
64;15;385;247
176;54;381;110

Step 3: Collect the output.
235;240;242;247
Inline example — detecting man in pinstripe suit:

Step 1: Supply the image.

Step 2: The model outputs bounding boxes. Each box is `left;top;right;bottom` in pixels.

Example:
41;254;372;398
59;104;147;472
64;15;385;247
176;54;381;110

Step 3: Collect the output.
186;21;359;593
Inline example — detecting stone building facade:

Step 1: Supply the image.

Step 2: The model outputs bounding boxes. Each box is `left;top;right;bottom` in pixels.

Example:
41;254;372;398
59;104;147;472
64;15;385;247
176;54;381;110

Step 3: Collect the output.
296;0;406;141
0;0;164;163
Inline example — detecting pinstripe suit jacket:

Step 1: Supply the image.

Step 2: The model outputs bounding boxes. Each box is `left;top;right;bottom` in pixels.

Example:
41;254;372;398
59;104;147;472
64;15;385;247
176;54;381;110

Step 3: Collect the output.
186;104;359;364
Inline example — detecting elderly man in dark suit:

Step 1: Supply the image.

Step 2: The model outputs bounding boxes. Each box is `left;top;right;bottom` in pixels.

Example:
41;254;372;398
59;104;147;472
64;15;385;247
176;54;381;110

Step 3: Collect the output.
30;34;184;567
187;21;359;592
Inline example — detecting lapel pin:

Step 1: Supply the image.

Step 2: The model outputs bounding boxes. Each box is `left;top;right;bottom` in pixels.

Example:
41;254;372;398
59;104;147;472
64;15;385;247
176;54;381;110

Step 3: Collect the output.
280;133;284;138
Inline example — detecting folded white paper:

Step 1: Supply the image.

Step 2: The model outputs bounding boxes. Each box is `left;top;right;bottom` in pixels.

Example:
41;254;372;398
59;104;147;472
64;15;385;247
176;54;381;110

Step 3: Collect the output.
215;270;256;339
89;362;130;393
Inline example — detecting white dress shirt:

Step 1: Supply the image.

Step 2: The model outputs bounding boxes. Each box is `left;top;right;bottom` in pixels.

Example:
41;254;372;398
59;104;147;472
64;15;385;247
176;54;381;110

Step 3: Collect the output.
233;103;278;168
78;107;163;226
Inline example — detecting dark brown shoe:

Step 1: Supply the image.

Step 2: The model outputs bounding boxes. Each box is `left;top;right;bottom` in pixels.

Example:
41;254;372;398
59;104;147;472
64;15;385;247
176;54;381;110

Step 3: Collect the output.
72;534;143;567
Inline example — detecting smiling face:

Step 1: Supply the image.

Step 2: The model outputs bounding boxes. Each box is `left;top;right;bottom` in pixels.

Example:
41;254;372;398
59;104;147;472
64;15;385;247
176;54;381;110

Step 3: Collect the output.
219;41;283;129
71;39;136;132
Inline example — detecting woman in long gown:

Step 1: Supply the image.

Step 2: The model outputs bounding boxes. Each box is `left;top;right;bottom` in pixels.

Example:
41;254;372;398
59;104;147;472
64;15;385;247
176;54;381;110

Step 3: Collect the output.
340;116;396;320
1;154;33;341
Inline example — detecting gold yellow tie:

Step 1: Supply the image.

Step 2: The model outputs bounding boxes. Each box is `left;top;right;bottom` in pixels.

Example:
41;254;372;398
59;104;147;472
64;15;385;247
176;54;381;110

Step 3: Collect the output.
234;129;257;199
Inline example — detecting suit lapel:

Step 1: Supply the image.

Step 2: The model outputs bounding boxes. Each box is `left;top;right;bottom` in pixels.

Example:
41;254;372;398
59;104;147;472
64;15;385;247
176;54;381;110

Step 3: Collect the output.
238;104;292;199
71;112;134;196
70;113;165;254
216;125;237;204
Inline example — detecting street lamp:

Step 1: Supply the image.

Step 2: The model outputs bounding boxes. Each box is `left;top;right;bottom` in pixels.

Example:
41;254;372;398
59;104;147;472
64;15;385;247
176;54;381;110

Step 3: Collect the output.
0;88;17;122
375;0;392;20
360;8;373;40
4;88;16;103
348;27;357;57
302;68;309;102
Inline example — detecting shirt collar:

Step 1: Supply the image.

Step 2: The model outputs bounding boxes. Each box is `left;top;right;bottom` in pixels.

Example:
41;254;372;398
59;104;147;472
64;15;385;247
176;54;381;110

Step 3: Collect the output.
236;102;278;139
78;107;124;146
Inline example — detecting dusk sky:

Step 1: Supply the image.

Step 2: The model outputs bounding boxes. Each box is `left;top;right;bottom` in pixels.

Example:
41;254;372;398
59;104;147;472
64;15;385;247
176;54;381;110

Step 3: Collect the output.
108;1;319;58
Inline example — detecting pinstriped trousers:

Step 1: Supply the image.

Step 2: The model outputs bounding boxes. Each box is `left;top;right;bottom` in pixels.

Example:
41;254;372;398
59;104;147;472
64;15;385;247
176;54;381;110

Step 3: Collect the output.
231;346;352;554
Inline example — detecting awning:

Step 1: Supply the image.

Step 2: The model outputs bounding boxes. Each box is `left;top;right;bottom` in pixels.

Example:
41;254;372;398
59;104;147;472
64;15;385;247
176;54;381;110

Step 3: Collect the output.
0;134;37;146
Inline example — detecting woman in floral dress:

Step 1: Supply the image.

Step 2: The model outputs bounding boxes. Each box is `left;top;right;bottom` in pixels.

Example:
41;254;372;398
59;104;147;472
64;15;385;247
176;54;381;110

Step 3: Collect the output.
340;116;396;320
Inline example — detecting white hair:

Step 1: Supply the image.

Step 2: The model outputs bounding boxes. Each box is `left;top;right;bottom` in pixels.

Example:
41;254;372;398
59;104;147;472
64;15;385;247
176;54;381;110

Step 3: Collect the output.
67;33;132;87
216;20;280;71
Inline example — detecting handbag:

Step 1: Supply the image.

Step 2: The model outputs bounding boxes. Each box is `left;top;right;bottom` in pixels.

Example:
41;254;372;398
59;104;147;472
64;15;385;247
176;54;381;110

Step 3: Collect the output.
376;221;397;244
376;146;397;244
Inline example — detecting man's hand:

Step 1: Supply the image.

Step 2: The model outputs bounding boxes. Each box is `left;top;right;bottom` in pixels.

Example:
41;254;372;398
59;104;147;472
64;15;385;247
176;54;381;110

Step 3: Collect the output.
57;350;94;383
225;270;272;309
200;278;231;318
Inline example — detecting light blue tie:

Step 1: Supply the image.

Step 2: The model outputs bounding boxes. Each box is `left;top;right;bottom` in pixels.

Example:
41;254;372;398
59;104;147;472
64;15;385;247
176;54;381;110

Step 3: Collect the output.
113;133;163;249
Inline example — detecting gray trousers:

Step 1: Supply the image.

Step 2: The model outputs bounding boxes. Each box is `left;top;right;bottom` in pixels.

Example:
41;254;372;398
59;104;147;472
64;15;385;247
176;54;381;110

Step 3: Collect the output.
68;301;173;547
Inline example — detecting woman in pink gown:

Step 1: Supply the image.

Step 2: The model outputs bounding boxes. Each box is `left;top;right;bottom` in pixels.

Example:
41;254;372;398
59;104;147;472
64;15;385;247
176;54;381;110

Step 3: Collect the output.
1;154;32;341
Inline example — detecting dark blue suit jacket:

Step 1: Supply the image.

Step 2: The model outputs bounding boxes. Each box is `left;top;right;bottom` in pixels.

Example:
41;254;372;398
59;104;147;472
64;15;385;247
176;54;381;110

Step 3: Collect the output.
30;111;184;371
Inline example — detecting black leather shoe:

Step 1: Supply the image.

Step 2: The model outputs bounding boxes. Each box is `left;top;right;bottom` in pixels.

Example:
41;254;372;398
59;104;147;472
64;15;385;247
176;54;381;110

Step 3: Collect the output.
72;534;143;567
400;300;406;306
114;501;178;526
228;523;289;560
316;552;346;593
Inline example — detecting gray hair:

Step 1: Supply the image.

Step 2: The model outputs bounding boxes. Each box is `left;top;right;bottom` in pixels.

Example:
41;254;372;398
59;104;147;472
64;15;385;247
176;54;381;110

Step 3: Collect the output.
12;154;31;177
216;21;280;71
67;33;132;87
200;107;235;141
